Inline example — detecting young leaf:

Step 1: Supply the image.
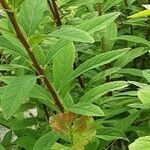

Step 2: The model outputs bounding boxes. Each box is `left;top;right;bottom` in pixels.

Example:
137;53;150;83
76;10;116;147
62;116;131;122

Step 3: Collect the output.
50;26;94;43
1;76;36;119
80;81;128;102
68;102;104;116
33;131;59;150
129;136;150;150
19;0;46;35
129;10;150;18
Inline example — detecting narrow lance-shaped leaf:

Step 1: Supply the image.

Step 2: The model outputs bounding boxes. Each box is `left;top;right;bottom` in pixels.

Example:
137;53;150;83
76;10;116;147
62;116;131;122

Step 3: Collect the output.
113;47;147;68
80;81;128;103
68;102;104;116
117;35;150;47
60;48;129;90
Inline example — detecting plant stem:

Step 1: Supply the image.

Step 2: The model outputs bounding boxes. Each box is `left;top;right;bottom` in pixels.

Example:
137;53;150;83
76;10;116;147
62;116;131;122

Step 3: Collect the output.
0;0;64;112
47;0;85;88
47;0;62;27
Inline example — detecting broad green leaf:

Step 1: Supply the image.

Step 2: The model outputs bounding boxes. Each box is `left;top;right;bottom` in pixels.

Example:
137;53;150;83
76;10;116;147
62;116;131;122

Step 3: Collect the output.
68;102;104;116
114;47;147;68
138;86;150;104
78;12;120;34
129;136;150;150
117;35;150;47
129;10;150;18
0;35;26;58
1;76;36;119
104;0;123;11
80;81;128;102
97;127;128;141
33;131;59;150
89;67;121;84
53;42;75;94
50;26;94;43
19;0;46;35
16;136;36;150
143;70;150;83
46;39;71;65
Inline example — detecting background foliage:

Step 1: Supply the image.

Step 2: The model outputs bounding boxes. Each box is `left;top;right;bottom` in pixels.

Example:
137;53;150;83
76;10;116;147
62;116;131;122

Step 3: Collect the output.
0;0;150;150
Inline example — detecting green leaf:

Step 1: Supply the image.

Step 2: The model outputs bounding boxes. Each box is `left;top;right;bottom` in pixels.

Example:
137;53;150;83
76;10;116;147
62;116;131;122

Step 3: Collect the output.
0;35;26;58
129;10;150;18
29;85;56;110
113;47;147;68
2;131;12;146
80;81;128;102
143;70;150;83
117;35;150;47
53;42;75;95
32;44;46;66
129;136;150;150
103;22;117;50
89;67;121;84
33;131;59;150
69;48;129;82
1;76;36;119
16;136;36;150
46;39;71;65
138;86;150;104
97;127;128;141
19;0;46;35
50;26;94;43
78;12;120;34
68;102;104;116
104;0;123;11
0;144;5;150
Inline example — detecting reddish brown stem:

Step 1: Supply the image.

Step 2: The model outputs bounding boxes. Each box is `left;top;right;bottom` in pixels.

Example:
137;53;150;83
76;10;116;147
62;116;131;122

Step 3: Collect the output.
47;0;62;27
0;0;64;112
